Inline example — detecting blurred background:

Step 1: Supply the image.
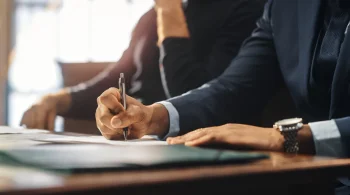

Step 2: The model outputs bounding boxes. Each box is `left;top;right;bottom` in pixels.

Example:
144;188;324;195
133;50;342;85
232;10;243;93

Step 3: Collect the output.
0;0;153;131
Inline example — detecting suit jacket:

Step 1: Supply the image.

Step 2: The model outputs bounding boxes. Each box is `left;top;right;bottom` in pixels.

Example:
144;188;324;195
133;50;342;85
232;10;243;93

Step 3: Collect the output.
169;0;350;155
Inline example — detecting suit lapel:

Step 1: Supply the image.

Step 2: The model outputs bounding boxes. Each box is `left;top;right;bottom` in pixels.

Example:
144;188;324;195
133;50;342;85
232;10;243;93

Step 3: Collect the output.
297;0;321;106
330;26;350;118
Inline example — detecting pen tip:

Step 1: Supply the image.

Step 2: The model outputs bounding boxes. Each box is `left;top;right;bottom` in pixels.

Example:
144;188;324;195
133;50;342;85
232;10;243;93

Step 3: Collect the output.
123;131;127;141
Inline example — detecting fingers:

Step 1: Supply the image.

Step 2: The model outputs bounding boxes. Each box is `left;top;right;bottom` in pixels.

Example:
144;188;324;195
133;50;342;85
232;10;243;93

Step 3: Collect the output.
96;87;150;140
35;106;46;130
185;135;216;146
110;104;145;129
96;107;123;140
97;119;123;140
20;106;40;129
167;128;208;145
97;104;115;130
20;104;56;131
47;109;56;131
96;97;145;139
20;110;35;128
97;88;124;114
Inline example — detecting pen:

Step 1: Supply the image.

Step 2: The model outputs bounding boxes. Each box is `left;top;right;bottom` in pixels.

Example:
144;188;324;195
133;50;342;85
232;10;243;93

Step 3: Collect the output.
119;73;128;141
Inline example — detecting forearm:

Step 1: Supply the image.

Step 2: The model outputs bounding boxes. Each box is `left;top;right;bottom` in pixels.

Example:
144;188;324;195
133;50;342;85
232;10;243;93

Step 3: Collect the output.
45;89;72;116
154;0;189;45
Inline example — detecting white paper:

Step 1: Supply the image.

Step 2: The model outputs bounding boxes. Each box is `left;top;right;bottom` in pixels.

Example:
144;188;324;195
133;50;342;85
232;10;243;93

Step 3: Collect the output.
0;126;49;134
32;135;168;146
0;126;167;147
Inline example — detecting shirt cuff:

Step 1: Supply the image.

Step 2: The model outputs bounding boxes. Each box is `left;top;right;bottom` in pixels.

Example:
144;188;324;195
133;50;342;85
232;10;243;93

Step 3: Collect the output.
156;101;180;140
309;120;346;157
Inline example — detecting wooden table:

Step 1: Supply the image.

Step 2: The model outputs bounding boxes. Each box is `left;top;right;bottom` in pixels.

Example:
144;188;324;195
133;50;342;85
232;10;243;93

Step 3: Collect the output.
0;132;349;195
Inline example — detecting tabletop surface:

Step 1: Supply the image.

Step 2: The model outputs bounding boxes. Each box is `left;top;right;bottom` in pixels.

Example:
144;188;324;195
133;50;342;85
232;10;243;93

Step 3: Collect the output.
0;129;349;194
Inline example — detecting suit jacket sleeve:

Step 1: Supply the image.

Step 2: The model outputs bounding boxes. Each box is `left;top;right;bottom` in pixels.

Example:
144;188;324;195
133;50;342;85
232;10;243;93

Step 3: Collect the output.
160;0;266;98
334;117;350;156
168;0;284;135
61;9;157;120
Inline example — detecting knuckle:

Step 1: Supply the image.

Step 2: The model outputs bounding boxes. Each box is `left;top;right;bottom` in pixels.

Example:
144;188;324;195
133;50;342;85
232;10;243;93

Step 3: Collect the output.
31;104;39;110
22;111;30;118
99;94;109;103
97;96;102;104
107;87;116;91
107;87;119;95
223;123;232;128
177;135;185;140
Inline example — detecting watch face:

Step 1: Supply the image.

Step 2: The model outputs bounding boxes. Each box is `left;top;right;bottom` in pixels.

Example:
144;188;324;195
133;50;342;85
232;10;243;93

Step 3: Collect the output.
276;118;302;126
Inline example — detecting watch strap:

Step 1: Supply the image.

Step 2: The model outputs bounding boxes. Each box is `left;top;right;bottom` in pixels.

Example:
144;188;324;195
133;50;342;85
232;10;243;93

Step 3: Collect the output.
278;122;303;153
281;130;299;153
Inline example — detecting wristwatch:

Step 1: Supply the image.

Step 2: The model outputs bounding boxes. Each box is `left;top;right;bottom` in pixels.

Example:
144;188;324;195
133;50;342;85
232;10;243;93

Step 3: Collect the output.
273;118;303;153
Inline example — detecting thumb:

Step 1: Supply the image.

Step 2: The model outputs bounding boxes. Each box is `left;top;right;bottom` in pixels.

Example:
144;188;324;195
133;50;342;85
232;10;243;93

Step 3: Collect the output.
111;105;145;128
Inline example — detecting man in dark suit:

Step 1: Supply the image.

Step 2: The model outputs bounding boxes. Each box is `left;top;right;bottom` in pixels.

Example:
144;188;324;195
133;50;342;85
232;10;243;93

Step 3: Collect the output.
96;0;350;158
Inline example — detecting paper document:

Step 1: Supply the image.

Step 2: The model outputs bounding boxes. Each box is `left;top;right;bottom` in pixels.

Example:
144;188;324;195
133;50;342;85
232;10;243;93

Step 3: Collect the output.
32;135;168;146
0;126;167;146
0;126;49;134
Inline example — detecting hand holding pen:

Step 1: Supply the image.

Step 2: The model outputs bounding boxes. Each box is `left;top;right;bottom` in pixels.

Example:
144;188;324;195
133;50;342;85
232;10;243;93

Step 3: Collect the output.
95;73;162;140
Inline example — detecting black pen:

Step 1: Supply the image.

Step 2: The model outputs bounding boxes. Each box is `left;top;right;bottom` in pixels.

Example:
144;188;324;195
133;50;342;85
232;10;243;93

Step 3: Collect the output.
119;73;128;141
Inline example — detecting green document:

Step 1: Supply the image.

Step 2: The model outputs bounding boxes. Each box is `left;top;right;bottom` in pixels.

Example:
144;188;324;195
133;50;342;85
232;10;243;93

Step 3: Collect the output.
0;144;268;173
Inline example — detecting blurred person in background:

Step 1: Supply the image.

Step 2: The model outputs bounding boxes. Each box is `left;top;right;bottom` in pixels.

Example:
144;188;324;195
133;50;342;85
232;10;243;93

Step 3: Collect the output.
20;0;265;131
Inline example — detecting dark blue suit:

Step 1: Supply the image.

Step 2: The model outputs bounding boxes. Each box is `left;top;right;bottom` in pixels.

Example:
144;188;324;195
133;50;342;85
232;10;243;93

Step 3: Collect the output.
168;0;350;155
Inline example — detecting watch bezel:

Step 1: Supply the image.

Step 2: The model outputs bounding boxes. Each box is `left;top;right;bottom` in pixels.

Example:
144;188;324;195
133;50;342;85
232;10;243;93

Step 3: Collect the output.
274;118;303;127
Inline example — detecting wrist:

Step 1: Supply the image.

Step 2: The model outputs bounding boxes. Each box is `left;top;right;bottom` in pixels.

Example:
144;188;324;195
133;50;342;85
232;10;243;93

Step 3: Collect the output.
155;1;189;45
154;0;182;10
147;103;170;138
298;125;316;155
46;89;72;115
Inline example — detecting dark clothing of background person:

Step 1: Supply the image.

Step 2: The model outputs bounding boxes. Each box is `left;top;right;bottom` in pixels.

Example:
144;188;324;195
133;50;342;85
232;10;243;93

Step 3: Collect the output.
63;0;266;120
